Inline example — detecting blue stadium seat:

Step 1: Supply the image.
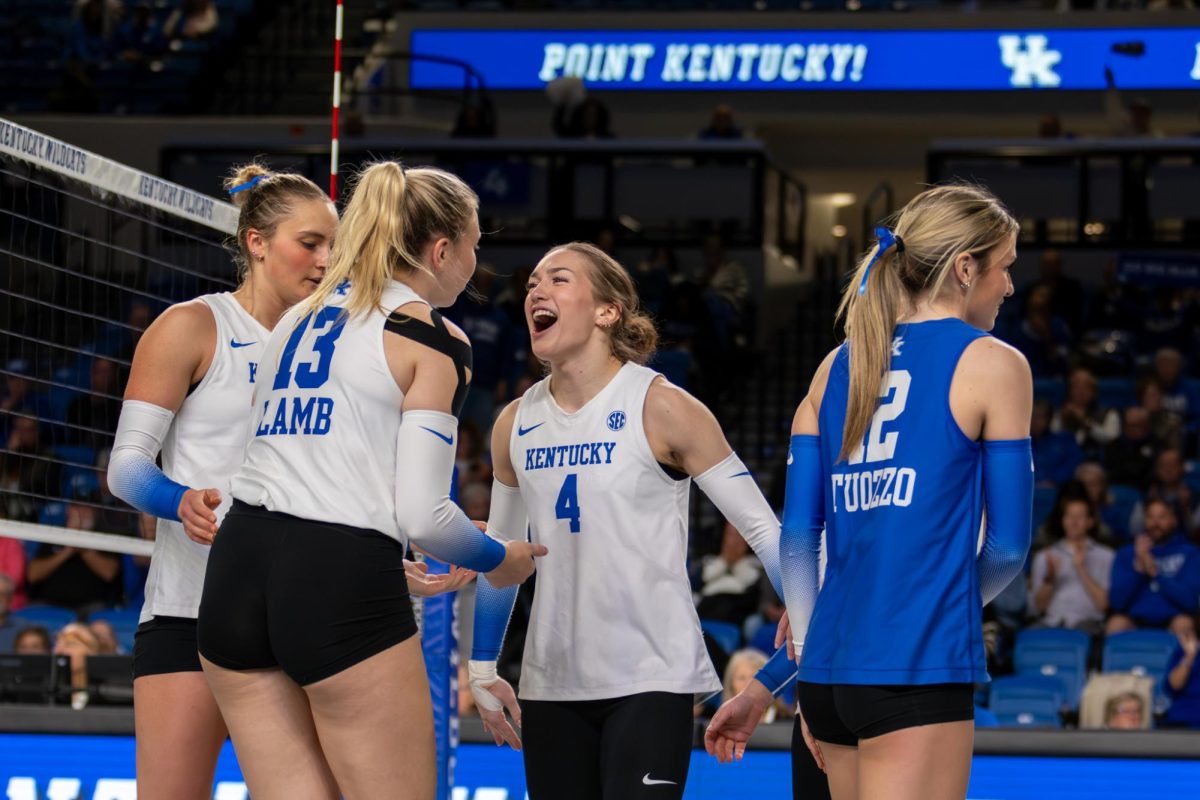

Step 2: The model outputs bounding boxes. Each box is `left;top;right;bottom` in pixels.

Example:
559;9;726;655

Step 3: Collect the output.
1103;630;1177;679
988;675;1065;728
12;605;78;632
700;619;742;655
89;608;142;653
1013;628;1090;710
1096;378;1136;412
1032;377;1065;408
974;705;999;728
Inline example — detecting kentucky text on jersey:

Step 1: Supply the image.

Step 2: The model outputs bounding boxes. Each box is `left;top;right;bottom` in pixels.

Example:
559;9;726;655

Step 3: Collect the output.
524;441;617;471
253;396;334;437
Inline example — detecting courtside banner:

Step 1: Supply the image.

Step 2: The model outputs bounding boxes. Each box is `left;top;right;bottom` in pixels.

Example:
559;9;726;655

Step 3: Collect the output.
0;118;238;233
410;28;1200;92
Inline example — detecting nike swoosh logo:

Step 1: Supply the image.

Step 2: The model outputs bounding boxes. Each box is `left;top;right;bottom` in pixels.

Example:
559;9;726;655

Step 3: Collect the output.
420;427;454;445
729;470;752;478
642;774;676;786
517;422;544;436
230;339;256;348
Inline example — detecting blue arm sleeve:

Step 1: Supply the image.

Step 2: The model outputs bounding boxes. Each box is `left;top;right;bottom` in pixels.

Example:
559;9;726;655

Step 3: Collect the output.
778;435;823;660
754;644;798;696
1107;549;1144;613
979;438;1035;606
469;480;526;661
107;400;187;522
471;575;518;661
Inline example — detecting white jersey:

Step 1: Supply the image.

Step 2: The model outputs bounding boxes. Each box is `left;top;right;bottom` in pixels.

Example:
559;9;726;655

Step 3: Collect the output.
232;280;422;539
511;362;721;701
141;293;269;623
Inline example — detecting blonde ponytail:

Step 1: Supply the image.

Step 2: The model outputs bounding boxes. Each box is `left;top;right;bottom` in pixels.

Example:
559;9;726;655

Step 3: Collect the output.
834;183;1018;462
304;160;478;319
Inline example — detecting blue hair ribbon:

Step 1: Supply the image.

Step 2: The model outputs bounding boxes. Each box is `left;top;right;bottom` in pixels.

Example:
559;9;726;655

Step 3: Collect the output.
228;175;264;195
857;226;905;296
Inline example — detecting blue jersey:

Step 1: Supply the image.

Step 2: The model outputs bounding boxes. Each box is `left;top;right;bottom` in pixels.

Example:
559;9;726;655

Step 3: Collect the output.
801;317;990;685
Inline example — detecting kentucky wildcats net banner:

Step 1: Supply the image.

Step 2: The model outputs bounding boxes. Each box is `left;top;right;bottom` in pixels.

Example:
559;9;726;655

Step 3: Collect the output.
410;28;1200;91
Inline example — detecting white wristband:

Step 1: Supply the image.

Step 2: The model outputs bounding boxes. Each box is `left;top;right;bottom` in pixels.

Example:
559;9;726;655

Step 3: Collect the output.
468;659;503;712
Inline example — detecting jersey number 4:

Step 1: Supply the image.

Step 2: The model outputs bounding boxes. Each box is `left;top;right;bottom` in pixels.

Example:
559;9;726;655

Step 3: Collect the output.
273;306;349;391
555;473;582;534
848;369;911;465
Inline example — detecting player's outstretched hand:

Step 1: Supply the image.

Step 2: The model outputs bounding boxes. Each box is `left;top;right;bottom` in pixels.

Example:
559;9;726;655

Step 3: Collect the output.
704;680;774;764
799;711;825;771
487;540;548;588
469;660;523;750
178;487;220;545
404;560;476;597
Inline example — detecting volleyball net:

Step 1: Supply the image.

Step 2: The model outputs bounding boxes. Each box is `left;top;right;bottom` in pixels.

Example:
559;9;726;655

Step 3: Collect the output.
0;118;459;796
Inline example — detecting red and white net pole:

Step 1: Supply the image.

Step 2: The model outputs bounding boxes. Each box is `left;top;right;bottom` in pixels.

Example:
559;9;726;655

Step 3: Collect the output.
329;0;344;200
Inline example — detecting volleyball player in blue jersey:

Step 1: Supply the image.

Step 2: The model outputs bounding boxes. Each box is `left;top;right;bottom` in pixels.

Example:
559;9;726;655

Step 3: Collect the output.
707;184;1033;800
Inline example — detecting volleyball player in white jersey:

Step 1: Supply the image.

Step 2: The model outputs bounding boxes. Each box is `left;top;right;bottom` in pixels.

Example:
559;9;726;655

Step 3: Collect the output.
195;161;544;800
108;164;472;800
106;164;336;799
467;242;793;800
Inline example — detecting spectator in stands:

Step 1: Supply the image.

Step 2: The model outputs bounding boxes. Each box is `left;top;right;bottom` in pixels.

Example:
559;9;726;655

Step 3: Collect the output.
1130;448;1200;537
451;95;497;139
446;269;516;431
633;247;676;317
66;357;122;449
1084;257;1143;334
1;416;57;523
1108;498;1200;638
55;621;100;709
696;521;763;626
89;618;120;655
1103;692;1148;731
699;104;744;140
13;625;51;655
1154;348;1195;428
66;0;114;66
162;0;218;41
1032;399;1084;487
1028;496;1113;633
1051;367;1121;455
1139;378;1185;452
1;359;48;424
1076;462;1129;542
0;536;28;611
1037;114;1073;140
0;574;19;652
455;421;493;496
1010;284;1072;377
1163;620;1200;728
1140;289;1193;357
554;96;614;139
1104;406;1156;488
1026;250;1084;338
114;3;164;65
27;504;122;614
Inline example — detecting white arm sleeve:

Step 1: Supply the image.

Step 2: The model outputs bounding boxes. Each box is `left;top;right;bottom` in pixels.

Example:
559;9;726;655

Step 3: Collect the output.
108;399;188;520
693;451;784;598
394;410;506;572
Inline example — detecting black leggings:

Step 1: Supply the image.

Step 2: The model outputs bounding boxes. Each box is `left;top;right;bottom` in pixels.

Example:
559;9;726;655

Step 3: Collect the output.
792;713;833;800
522;692;694;800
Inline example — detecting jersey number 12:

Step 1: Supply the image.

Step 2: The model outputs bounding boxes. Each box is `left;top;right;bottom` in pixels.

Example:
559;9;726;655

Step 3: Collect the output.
848;369;911;465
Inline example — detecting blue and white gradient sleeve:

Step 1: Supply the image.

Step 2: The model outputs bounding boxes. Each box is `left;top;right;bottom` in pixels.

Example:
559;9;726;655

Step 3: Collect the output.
779;435;824;661
693;452;783;598
107;400;187;521
979;438;1034;606
470;479;526;662
395;410;506;573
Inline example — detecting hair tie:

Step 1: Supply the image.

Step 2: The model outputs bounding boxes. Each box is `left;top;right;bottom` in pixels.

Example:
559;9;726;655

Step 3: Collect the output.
228;175;265;195
857;227;903;296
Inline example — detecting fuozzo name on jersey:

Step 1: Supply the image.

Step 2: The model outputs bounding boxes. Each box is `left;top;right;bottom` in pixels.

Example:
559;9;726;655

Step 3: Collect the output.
831;466;916;513
253;395;335;437
524;442;617;471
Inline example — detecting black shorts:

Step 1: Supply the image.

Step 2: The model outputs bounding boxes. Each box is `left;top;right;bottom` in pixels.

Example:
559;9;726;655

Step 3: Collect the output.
522;692;694;800
797;682;974;746
132;615;201;678
197;501;418;686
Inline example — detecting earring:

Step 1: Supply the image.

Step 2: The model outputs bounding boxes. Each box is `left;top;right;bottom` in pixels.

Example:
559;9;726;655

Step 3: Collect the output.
960;281;971;289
